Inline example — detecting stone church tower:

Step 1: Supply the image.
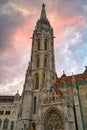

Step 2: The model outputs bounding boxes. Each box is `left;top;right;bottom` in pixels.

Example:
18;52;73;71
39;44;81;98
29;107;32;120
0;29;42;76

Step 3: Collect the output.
17;4;83;130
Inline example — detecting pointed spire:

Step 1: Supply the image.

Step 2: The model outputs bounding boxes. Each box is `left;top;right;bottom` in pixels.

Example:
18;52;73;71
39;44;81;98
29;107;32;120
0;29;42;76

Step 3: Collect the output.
40;3;47;20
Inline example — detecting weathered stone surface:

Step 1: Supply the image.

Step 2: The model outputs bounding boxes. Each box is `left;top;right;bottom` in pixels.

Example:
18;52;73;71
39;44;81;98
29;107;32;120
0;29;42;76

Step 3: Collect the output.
0;3;86;130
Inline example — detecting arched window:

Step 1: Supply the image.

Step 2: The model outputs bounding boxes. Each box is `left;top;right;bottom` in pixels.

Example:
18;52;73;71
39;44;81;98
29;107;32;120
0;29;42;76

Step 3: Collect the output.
33;97;37;114
36;75;39;89
44;55;48;67
5;111;10;115
44;39;48;50
34;75;39;90
10;121;14;130
37;39;40;50
0;119;2;128
3;119;9;130
0;111;4;115
36;55;39;68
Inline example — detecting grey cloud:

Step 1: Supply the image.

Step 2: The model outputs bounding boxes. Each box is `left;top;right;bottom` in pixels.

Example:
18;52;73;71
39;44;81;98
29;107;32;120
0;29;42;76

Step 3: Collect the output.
79;0;87;5
0;50;28;84
0;79;23;95
44;0;84;18
0;0;87;95
0;0;34;91
0;11;29;52
0;0;9;5
0;0;39;53
12;0;41;8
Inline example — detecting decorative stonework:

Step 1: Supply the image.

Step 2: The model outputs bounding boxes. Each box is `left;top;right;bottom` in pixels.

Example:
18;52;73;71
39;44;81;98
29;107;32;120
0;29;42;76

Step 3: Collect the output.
44;107;64;130
42;89;63;104
0;3;85;130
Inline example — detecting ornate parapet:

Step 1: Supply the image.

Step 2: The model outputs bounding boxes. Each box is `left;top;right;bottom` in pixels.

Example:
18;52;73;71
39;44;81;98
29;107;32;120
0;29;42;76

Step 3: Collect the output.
42;88;63;105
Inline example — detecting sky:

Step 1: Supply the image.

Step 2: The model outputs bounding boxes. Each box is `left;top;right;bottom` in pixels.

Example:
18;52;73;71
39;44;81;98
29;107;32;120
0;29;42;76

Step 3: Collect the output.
0;0;87;95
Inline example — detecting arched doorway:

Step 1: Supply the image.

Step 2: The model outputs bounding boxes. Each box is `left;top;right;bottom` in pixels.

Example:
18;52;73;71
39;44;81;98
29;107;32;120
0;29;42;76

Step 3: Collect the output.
44;108;63;130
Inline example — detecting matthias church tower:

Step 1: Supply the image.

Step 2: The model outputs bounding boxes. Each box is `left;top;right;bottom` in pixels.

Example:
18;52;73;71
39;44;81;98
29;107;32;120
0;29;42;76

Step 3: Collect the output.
17;4;83;130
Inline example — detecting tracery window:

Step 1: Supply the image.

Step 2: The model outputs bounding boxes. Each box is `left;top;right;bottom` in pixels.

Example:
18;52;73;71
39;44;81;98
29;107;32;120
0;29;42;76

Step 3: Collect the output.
44;109;63;130
10;121;14;130
3;119;9;130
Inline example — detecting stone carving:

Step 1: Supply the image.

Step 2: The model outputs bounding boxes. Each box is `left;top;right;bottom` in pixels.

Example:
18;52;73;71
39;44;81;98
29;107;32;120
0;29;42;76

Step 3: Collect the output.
42;89;62;104
44;108;63;130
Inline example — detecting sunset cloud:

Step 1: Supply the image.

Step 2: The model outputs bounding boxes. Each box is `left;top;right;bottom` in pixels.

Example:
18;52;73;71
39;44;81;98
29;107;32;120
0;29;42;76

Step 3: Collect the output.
0;0;87;95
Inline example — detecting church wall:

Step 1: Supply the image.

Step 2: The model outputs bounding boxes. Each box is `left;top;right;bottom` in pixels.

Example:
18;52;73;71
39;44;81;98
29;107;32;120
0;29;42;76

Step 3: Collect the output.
0;100;20;130
0;3;86;130
79;85;87;129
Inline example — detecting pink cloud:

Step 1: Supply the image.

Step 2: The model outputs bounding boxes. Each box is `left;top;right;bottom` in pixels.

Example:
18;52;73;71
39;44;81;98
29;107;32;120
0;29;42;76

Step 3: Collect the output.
0;0;87;95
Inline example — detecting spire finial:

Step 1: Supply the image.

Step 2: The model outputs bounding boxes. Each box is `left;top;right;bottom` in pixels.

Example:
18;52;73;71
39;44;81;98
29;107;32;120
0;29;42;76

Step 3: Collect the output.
40;3;46;19
42;3;45;8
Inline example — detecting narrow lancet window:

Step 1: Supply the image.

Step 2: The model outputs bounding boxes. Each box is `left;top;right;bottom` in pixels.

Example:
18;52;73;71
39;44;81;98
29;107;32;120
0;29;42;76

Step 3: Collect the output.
44;55;48;67
44;39;48;50
36;75;39;89
34;74;39;90
36;55;40;68
33;97;37;114
37;39;40;50
10;121;14;130
3;119;8;130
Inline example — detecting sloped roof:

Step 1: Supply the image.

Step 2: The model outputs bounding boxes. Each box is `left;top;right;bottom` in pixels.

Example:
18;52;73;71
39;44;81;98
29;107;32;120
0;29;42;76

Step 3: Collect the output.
54;68;87;87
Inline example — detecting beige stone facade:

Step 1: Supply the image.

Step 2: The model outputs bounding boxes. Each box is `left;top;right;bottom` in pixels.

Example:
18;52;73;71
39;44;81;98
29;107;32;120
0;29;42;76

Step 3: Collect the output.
0;93;20;130
0;3;87;130
79;85;87;129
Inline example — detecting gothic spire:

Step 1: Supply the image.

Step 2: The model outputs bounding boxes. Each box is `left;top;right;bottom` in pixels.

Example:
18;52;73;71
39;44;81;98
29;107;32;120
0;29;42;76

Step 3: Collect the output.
40;3;47;20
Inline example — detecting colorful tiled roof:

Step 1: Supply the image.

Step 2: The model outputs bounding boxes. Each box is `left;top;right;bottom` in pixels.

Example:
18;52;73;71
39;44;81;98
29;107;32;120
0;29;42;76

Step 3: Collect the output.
54;68;87;87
